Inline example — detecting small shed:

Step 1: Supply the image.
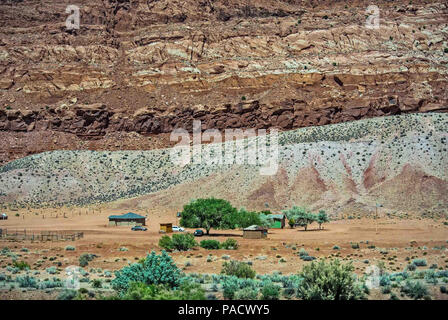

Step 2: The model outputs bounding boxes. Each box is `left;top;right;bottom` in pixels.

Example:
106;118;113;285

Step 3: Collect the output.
160;223;173;233
108;212;146;226
267;214;286;229
243;225;268;239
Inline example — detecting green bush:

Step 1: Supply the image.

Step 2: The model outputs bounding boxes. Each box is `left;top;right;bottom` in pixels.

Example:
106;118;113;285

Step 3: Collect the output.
58;289;77;300
92;279;102;288
65;246;76;251
159;234;197;251
222;276;239;299
412;259;427;267
261;283;280;300
172;233;197;251
158;235;174;251
400;280;428;299
114;281;205;300
351;242;360;249
221;260;256;279
16;275;38;288
220;238;238;250
297;259;365;300
234;287;259;300
79;253;95;267
13;260;30;271
111;251;181;293
200;240;221;250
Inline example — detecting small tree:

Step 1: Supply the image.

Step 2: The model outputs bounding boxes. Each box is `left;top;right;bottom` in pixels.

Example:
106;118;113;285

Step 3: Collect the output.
283;206;316;231
180;198;237;235
316;210;330;230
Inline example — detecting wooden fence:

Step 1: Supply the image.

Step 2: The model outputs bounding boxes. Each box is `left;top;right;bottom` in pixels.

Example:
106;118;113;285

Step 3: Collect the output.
0;229;83;242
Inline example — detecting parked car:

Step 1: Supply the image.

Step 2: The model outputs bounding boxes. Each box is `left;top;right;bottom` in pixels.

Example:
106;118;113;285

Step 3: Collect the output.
194;229;204;237
0;213;7;220
131;225;147;231
172;226;185;232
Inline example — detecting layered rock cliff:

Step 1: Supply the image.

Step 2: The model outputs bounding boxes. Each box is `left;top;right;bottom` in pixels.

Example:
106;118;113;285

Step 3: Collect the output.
1;0;448;165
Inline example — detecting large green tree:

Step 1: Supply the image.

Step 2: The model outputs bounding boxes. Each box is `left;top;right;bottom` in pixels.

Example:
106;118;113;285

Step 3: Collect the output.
180;198;237;235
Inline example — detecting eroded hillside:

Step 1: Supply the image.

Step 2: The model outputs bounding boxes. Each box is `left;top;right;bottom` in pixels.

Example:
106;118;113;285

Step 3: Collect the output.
1;113;447;216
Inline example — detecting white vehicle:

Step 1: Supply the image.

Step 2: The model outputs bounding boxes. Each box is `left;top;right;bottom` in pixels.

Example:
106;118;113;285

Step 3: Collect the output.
0;213;7;220
172;226;184;232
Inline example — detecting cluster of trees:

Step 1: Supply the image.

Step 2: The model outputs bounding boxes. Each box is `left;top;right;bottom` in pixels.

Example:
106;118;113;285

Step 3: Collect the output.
283;206;330;231
180;198;263;235
179;198;330;234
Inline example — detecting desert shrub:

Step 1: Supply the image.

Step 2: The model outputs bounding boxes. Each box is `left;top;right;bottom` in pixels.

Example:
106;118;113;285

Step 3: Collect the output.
159;234;197;251
111;251;181;293
13;260;30;270
58;289;77;300
298;248;308;257
400;280;428;299
16;275;38;288
301;255;316;261
220;238;238;250
6;266;19;274
115;280;205;300
65;246;76;251
351;242;360;249
200;240;220;250
440;286;447;294
38;278;63;289
222;276;239;299
172;233;197;251
0;273;6;281
79;253;96;267
379;274;391;287
221;260;256;279
297;259;365;300
333;245;340;250
406;264;417;271
412;259;427;267
46;266;58;275
158;235;174;251
234;287;259;300
92;279;102;288
261;283;281;300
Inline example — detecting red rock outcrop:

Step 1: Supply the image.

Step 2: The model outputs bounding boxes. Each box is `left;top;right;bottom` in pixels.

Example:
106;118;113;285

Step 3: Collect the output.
1;0;447;164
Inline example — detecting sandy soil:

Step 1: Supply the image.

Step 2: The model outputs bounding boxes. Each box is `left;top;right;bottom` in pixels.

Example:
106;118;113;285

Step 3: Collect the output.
1;207;447;277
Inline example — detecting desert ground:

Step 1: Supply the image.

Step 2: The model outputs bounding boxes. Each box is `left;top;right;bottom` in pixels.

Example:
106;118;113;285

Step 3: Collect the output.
0;206;447;300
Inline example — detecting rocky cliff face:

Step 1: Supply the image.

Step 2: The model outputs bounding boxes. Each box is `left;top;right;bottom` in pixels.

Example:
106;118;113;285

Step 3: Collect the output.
1;0;447;165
